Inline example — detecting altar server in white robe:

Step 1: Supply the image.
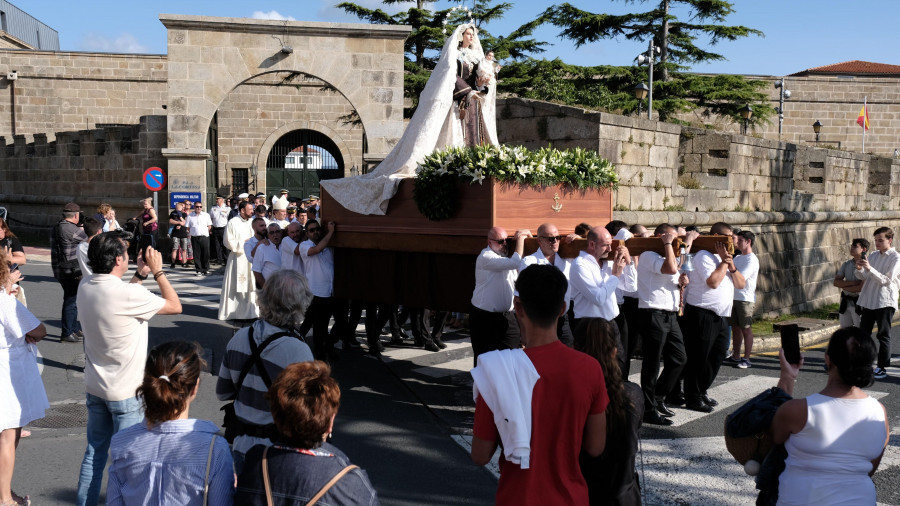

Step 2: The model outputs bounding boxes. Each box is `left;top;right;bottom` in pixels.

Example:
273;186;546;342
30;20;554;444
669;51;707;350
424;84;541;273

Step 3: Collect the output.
218;201;259;320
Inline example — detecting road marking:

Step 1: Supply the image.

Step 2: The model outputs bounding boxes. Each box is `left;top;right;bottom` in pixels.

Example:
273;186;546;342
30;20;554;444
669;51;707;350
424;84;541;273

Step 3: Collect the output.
412;357;474;378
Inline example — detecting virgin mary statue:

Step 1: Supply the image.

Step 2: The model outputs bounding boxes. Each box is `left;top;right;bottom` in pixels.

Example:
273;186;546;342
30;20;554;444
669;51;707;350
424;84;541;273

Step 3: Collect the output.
320;23;497;216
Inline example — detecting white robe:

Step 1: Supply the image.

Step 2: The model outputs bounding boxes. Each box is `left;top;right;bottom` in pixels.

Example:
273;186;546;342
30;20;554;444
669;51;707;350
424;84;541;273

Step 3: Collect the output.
320;23;497;216
218;216;259;320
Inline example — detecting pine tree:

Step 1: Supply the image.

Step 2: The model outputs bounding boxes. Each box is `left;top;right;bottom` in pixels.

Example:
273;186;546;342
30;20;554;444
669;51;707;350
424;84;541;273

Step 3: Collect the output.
540;1;771;125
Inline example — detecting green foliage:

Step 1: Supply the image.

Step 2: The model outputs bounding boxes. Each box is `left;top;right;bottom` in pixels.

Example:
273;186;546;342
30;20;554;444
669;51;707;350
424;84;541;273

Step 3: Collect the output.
413;145;617;221
678;174;702;189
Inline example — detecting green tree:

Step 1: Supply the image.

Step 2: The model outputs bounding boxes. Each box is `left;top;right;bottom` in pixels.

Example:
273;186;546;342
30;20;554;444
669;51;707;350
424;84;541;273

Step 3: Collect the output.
336;0;546;116
540;1;771;125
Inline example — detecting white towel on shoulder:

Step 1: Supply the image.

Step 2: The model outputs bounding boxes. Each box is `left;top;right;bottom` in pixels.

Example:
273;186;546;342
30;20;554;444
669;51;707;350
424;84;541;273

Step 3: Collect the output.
471;348;540;469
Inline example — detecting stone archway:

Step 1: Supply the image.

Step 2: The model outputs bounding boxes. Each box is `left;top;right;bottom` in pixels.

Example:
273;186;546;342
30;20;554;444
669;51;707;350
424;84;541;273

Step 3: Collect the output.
159;14;409;205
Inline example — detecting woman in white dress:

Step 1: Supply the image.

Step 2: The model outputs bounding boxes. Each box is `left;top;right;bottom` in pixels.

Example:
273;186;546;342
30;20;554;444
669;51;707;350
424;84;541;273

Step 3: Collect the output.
772;327;889;505
0;249;49;506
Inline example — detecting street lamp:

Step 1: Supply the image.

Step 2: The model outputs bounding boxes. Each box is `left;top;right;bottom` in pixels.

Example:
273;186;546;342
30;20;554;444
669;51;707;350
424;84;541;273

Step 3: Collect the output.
773;79;792;140
634;83;649;117
812;120;822;145
637;40;660;120
740;105;753;135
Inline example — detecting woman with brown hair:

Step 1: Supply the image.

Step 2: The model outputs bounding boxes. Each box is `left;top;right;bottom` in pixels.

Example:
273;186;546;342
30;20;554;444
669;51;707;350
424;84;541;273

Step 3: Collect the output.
107;341;234;505
0;248;48;506
236;361;379;505
577;319;643;506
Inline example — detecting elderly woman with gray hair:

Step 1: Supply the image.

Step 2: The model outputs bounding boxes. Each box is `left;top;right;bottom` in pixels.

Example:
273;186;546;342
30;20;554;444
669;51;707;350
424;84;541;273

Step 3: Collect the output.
217;269;314;473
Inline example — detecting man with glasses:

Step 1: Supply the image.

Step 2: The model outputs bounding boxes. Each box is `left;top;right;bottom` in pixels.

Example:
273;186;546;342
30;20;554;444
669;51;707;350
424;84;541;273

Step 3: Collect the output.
519;223;575;347
470;226;531;366
678;222;745;412
300;220;348;361
252;223;283;289
185;201;212;276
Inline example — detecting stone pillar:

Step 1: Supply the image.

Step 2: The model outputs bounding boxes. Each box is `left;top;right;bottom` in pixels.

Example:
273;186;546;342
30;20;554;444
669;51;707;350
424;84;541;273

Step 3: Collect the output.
161;147;211;210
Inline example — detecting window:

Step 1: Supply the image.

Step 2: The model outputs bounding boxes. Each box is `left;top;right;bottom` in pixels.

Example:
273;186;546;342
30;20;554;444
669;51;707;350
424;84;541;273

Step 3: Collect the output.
232;168;249;195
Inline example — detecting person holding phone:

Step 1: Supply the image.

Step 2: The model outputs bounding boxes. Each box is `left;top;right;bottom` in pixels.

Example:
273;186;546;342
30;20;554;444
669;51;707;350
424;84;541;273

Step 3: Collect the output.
855;227;900;380
772;327;889;505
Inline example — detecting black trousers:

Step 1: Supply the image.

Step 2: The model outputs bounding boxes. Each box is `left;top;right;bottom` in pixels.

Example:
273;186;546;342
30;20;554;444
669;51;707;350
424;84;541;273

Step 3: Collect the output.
621;296;642;359
304;296;349;360
190;235;210;273
638;308;687;413
469;305;520;367
573;317;627;374
613;310;630;376
860;306;895;368
211;227;226;262
680;304;729;403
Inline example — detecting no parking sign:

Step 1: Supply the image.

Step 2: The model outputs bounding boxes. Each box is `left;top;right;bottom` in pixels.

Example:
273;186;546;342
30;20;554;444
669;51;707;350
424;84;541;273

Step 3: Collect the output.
143;167;166;192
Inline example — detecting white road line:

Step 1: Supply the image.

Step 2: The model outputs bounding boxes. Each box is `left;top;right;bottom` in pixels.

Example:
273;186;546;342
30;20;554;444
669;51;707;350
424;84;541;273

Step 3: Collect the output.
452;435;500;479
381;341;471;362
412;357;474;378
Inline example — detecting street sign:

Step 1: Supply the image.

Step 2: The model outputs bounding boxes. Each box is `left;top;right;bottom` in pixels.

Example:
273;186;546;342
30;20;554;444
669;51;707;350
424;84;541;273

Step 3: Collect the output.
170;192;202;209
143;167;166;192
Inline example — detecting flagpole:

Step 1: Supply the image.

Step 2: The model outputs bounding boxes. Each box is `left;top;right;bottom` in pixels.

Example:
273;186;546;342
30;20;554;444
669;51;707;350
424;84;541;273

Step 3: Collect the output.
862;96;867;152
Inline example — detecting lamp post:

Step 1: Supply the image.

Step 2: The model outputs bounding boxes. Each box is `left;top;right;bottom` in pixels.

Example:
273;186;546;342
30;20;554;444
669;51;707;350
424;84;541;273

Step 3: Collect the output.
812;120;821;146
634;83;649;117
773;79;791;140
740;105;753;135
637;40;660;120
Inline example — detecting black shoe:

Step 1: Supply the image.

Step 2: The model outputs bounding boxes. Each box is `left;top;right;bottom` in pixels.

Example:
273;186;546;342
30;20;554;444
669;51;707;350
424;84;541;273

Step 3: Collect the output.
685;400;713;413
665;393;686;406
389;334;405;346
423;340;440;352
343;338;361;348
61;333;83;343
367;340;385;354
702;395;719;407
398;329;411;340
643;411;674;426
656;402;676;417
433;337;447;350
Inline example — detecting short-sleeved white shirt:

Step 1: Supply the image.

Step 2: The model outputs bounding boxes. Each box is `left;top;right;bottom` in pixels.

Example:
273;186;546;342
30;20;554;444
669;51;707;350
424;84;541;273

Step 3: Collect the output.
733;252;759;303
279;236;305;275
684;250;734;317
637;251;680;312
77;274;166;401
252;242;282;281
185;211;212;237
471;247;521;312
300;240;334;298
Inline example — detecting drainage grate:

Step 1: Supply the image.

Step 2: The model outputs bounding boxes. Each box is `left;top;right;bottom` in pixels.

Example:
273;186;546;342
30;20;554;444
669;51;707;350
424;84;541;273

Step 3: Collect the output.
28;403;88;429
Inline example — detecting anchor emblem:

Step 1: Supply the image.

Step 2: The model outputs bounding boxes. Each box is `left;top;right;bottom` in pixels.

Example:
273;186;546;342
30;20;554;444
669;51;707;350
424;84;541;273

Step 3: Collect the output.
551;192;562;213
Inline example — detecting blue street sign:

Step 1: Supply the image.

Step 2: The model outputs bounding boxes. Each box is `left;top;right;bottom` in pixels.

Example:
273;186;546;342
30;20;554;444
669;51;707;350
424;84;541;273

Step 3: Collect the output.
170;192;202;209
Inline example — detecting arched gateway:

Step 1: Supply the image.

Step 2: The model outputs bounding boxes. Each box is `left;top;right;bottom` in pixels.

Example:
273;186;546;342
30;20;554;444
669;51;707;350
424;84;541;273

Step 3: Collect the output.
158;14;409;206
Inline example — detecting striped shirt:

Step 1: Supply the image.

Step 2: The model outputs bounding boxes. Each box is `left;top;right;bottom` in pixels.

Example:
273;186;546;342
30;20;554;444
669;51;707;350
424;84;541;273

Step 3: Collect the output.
107;419;234;506
216;320;313;456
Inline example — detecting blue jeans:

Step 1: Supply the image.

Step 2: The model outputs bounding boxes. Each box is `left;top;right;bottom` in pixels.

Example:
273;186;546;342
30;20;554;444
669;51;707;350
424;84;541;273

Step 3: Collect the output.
58;277;82;337
76;394;144;506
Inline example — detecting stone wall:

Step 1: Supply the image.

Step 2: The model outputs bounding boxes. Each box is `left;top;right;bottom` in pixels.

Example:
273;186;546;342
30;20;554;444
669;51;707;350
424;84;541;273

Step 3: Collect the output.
498;97;900;317
0;50;167;137
0;115;167;234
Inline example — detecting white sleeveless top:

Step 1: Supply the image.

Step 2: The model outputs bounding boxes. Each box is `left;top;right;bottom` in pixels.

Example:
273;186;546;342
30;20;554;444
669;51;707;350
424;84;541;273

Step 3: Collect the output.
778;393;886;505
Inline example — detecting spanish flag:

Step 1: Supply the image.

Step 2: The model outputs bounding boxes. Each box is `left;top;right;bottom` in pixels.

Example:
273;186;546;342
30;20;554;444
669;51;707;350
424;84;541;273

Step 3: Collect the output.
857;105;869;130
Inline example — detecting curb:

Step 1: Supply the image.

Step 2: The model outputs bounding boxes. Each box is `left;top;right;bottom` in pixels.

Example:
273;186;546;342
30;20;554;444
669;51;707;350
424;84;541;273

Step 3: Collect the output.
753;321;840;354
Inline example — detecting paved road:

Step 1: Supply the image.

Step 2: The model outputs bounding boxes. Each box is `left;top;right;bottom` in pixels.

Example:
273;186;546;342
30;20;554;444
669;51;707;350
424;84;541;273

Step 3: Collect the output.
11;253;900;504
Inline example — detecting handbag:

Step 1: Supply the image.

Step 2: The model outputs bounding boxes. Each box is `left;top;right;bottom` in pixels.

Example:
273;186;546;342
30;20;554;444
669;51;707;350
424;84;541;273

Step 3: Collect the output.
262;446;359;506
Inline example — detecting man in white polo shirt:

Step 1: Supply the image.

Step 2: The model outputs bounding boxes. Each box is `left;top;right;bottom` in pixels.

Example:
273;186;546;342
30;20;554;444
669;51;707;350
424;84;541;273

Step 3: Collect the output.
679;222;745;413
185;201;213;276
470;226;530;366
855;226;900;379
300;219;347;362
636;224;696;425
252;223;283;289
75;233;181;506
569;226;635;373
279;221;305;275
519;222;574;347
210;195;230;264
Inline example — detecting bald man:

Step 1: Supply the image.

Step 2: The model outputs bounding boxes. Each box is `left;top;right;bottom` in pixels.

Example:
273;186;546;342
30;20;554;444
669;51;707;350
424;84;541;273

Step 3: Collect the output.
520;222;575;347
469;226;531;365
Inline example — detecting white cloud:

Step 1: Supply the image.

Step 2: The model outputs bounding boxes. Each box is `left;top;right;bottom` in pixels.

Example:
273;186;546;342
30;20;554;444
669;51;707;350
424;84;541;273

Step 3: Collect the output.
79;33;149;54
251;10;296;21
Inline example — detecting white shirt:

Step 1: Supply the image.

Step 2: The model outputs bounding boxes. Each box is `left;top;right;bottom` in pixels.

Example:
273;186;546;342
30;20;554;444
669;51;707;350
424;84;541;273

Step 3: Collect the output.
300;239;334;298
855;248;900;310
251;242;282;281
77;240;93;276
185;211;212;237
684;250;734;317
637;251;680;312
244;236;261;261
471;247;521;312
210;204;230;228
77;274;166;401
570;250;621;319
279;236;305;275
733;252;759;303
273;218;290;229
520;249;572;310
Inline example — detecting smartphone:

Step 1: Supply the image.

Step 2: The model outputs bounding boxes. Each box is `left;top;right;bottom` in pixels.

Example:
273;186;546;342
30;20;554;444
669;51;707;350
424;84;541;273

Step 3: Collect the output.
780;324;801;365
9;263;19;272
861;250;868;261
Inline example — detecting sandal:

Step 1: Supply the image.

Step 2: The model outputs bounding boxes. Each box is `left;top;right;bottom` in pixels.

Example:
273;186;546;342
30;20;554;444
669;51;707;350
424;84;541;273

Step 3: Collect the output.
10;491;30;506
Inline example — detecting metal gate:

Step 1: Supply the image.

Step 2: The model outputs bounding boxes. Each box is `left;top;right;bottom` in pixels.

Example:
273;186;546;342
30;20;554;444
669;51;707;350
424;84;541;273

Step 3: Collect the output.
266;129;344;200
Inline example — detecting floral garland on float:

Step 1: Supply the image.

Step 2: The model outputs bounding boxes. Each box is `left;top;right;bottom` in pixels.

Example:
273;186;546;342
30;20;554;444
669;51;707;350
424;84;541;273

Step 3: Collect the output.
412;145;618;221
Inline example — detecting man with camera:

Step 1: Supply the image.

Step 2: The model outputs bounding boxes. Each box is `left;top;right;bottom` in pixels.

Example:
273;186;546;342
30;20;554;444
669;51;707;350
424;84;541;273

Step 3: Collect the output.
50;202;88;343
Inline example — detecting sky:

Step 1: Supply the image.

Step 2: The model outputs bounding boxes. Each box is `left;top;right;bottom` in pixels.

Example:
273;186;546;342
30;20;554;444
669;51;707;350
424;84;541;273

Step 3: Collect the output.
13;0;900;76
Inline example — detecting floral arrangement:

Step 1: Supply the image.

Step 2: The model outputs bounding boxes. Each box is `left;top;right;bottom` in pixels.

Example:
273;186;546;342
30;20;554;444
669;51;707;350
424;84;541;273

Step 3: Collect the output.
412;144;617;221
